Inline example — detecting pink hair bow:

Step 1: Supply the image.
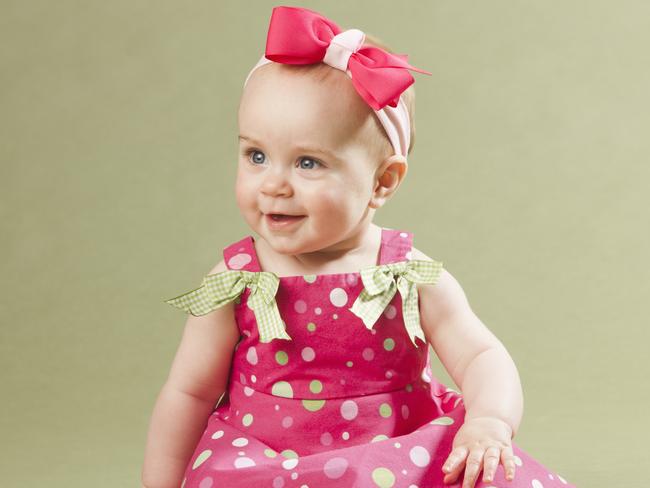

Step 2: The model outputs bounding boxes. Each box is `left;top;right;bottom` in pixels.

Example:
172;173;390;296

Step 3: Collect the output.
264;6;432;111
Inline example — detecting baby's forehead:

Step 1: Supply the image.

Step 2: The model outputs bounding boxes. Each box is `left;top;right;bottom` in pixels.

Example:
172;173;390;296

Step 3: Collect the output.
240;64;379;148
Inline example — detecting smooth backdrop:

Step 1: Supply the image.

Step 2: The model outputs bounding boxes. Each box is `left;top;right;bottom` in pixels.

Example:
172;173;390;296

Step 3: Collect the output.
1;1;648;486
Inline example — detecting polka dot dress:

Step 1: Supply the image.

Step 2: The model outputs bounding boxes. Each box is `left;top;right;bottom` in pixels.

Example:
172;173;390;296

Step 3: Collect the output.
178;228;576;488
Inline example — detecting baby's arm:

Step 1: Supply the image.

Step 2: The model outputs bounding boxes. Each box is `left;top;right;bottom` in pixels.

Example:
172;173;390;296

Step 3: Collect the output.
413;247;524;437
142;259;241;488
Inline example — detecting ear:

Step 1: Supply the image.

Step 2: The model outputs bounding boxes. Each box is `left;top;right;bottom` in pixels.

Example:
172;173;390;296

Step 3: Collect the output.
369;154;408;209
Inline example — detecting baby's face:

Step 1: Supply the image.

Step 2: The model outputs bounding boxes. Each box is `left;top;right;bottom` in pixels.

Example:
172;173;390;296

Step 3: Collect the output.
236;64;385;256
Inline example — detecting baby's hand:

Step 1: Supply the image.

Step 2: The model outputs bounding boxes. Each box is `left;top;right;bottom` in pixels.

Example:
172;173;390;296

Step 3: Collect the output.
442;416;516;487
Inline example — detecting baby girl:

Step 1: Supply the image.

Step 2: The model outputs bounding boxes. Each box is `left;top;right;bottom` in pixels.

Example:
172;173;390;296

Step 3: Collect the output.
142;6;576;488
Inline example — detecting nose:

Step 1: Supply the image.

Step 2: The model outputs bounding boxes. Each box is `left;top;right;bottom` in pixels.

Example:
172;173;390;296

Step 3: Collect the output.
260;164;293;197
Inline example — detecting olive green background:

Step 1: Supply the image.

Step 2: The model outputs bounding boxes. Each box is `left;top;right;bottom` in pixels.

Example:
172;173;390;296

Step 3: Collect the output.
1;1;648;487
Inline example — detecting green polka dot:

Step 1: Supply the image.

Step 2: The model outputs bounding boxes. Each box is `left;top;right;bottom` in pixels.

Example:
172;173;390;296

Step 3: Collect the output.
275;351;288;365
281;449;299;458
309;380;323;393
430;416;454;425
242;413;253;426
264;448;278;458
371;434;389;442
302;399;326;411
379;403;392;418
271;381;294;398
346;361;353;367
192;449;212;470
405;383;413;392
383;338;395;351
303;274;317;283
371;467;395;487
307;322;316;332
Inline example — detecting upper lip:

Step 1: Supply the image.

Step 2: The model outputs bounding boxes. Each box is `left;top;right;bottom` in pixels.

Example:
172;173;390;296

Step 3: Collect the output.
265;212;305;216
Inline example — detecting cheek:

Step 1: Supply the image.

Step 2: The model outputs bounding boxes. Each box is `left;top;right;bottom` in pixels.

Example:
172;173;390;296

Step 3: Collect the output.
234;172;254;208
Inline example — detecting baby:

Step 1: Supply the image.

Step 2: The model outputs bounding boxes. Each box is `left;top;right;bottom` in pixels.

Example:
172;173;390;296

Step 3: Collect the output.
142;6;575;488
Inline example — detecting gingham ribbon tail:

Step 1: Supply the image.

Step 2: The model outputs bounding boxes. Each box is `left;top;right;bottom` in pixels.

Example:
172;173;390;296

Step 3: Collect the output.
349;259;443;348
164;270;292;343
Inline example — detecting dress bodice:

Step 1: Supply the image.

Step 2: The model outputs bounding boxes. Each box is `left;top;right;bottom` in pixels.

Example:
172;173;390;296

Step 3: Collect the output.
220;228;440;399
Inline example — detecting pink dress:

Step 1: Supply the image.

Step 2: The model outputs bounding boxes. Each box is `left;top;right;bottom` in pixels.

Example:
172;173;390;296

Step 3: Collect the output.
169;227;576;488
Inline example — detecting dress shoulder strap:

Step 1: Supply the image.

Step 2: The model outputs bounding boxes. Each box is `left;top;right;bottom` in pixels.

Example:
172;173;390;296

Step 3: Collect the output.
223;235;263;272
378;227;413;264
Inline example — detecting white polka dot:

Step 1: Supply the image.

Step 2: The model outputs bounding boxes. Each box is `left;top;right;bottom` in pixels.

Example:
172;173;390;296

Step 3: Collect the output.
251;374;257;383
386;370;395;379
239;373;247;384
315;307;322;315
211;430;224;439
301;347;315;361
340;400;358;420
332;313;338;319
402;469;407;475
244;386;254;396
246;347;258;365
320;432;333;446
558;475;568;485
323;457;349;479
237;451;245;455
282;458;299;470
234;457;256;468
232;437;249;447
272;476;285;488
514;455;523;466
282;416;293;428
362;348;375;361
549;474;555;480
532;480;544;488
394;442;401;448
228;253;252;270
341;431;350;440
294;300;307;313
291;472;298;480
401;405;410;419
384;304;397;319
199;476;213;487
409;446;430;467
275;404;280;410
400;232;408;238
346;274;359;286
329;288;348;307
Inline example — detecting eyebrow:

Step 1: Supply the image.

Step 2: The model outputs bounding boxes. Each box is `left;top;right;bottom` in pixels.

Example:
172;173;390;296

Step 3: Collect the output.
238;135;342;162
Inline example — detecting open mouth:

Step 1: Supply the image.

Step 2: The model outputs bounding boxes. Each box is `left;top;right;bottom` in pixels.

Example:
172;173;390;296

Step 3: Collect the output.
269;214;304;221
265;214;306;227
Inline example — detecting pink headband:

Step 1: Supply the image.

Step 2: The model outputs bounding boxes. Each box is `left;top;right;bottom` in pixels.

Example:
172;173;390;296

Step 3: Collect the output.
243;6;432;159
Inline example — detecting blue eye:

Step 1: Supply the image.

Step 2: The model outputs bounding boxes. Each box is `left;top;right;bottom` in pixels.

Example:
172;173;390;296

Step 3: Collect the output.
243;148;322;169
247;149;265;165
299;157;321;170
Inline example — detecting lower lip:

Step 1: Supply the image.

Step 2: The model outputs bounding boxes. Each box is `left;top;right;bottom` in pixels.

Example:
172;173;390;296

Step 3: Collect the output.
265;214;306;229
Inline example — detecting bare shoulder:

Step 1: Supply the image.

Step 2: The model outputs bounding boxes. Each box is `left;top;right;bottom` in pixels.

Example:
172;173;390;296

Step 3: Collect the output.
411;246;470;329
412;246;504;386
166;258;241;402
207;258;229;275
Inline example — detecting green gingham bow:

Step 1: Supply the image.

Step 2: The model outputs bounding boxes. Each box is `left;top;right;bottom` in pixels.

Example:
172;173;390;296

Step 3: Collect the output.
349;259;443;348
164;270;292;343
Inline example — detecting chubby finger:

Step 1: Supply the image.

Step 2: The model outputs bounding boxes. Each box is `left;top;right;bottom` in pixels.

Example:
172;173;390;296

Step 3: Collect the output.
442;446;468;484
481;446;501;483
500;445;516;481
461;448;485;488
